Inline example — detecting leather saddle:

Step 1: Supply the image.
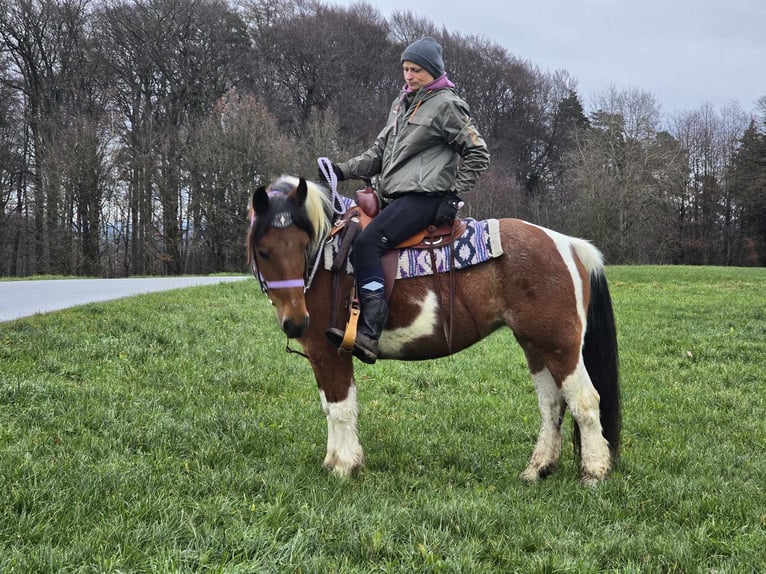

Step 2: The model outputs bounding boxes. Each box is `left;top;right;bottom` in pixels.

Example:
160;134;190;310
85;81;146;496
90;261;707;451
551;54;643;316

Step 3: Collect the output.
347;186;466;248
330;186;466;301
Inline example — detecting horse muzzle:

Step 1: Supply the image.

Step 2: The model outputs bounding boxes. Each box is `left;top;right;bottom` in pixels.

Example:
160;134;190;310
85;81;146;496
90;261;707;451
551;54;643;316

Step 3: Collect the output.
282;315;309;339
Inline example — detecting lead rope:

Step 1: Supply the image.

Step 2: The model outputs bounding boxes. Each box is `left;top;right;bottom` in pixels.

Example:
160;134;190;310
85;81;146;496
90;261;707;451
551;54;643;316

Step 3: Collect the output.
305;158;347;292
317;157;348;217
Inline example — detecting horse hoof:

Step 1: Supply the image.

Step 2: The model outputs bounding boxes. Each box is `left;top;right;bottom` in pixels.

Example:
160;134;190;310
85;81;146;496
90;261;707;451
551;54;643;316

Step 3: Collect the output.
520;467;541;482
327;463;360;478
521;463;558;482
323;456;362;478
580;472;605;487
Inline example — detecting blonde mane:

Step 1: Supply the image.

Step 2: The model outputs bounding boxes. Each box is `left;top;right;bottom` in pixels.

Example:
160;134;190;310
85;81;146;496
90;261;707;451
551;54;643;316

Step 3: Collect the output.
274;175;332;257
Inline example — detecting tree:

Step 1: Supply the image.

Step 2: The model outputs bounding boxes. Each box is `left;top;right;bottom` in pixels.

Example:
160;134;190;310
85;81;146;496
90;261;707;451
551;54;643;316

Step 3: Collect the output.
94;0;251;275
728;119;766;265
671;103;750;264
0;0;95;275
186;89;298;272
244;0;397;148
0;76;29;275
566;88;685;263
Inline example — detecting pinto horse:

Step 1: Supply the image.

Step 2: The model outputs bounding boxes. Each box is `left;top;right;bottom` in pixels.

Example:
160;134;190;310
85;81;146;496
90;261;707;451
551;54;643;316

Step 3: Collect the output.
247;176;621;485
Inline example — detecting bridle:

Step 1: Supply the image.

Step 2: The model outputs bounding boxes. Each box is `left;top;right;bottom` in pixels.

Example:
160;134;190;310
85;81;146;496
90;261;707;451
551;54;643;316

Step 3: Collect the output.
249;243;307;301
248;194;323;299
249;224;325;300
250;162;345;299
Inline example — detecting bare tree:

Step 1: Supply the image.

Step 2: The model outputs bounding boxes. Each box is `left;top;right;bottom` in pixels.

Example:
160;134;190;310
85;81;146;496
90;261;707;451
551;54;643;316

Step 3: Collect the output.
0;0;94;275
186;89;298;272
566;87;685;262
671;103;750;264
244;0;398;149
94;0;250;275
0;77;29;275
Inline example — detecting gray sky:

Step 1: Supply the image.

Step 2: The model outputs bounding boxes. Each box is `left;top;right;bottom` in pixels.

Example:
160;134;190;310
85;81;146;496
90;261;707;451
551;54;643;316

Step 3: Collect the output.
331;0;765;117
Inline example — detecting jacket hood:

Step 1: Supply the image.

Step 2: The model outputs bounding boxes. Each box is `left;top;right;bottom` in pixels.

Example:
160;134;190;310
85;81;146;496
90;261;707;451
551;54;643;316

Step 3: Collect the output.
402;73;455;94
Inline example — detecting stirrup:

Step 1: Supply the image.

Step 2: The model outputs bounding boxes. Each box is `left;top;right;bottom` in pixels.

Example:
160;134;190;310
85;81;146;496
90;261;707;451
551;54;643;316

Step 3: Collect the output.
325;328;378;364
325;327;346;349
325;300;360;353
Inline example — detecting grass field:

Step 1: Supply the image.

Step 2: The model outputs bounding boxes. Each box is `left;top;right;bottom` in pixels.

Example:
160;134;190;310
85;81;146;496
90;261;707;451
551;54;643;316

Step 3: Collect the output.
1;266;764;573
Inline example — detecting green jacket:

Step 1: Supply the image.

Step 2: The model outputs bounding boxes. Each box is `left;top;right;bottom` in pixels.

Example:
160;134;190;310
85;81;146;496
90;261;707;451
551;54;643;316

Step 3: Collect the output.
338;85;490;200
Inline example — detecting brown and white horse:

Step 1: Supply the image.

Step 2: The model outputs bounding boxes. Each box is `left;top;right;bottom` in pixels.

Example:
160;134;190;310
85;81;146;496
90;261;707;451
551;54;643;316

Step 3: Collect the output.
247;176;621;485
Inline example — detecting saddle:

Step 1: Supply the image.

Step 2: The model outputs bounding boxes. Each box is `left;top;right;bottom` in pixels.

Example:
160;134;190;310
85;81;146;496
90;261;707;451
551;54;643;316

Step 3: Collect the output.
331;186;466;293
329;186;462;353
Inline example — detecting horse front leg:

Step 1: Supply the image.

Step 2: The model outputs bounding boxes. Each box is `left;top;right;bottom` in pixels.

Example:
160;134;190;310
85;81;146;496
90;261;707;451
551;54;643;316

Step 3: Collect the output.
307;346;363;477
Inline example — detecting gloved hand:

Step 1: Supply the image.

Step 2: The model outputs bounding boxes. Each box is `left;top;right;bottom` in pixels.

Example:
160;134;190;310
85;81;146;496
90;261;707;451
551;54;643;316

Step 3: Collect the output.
433;195;462;226
317;161;345;186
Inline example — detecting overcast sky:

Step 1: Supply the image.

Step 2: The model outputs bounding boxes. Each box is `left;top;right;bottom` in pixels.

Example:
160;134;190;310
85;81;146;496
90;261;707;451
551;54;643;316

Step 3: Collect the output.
330;0;765;118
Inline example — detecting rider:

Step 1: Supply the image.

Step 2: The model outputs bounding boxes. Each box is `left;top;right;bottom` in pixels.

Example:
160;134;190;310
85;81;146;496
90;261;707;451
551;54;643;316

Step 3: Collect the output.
323;36;490;364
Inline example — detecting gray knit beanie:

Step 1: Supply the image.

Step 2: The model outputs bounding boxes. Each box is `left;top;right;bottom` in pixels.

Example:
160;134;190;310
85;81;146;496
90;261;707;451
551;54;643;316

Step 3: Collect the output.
401;37;444;79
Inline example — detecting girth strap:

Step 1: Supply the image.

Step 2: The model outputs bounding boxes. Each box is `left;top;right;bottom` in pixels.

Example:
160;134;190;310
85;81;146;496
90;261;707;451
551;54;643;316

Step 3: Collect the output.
426;224;457;353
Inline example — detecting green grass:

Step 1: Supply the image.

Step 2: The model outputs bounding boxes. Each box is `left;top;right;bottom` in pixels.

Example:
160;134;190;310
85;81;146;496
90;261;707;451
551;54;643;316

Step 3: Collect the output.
1;266;764;572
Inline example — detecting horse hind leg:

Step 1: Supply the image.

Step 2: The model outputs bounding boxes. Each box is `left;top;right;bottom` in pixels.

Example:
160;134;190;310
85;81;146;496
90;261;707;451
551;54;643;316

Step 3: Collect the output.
561;361;611;486
521;368;566;482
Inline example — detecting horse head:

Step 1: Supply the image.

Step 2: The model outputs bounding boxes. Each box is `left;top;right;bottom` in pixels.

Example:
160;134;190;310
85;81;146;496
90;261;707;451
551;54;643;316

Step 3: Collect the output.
247;176;331;339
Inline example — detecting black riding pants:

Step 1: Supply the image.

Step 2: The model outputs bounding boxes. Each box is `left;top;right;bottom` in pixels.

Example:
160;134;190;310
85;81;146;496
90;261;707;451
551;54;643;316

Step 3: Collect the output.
352;194;445;295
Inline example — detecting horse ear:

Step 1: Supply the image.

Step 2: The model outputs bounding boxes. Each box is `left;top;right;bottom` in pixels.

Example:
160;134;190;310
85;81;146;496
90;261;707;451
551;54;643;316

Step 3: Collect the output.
253;186;269;215
290;178;308;207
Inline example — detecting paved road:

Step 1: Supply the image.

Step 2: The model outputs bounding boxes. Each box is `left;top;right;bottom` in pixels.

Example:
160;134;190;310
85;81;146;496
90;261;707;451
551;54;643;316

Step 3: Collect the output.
0;276;250;322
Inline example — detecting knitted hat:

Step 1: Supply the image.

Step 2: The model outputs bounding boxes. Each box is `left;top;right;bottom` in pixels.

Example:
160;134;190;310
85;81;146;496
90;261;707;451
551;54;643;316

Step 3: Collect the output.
401;37;444;79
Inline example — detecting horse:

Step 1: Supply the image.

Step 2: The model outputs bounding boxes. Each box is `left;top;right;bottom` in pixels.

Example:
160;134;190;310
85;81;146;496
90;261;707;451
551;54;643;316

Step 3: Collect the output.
246;175;621;485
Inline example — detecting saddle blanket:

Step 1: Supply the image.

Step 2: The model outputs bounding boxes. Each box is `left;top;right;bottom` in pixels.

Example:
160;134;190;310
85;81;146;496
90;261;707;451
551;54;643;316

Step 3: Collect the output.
324;217;504;279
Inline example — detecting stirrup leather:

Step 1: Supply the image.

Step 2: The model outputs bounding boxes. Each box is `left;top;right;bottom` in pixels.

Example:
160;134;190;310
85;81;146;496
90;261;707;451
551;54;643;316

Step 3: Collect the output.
340;299;360;353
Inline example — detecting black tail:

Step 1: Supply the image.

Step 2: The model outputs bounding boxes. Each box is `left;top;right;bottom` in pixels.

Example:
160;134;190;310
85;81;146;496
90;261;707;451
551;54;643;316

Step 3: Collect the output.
579;270;621;463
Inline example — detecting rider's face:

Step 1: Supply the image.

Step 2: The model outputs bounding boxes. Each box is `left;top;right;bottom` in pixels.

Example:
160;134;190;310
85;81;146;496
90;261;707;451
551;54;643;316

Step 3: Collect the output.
402;61;435;91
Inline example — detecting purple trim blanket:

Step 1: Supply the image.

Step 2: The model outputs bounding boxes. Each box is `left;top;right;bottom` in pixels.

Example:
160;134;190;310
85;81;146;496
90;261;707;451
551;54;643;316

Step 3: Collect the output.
323;217;504;278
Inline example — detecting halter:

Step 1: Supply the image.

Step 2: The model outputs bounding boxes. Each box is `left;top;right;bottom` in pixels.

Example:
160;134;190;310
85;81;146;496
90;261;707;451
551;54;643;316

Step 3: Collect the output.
249;165;341;298
249;232;308;297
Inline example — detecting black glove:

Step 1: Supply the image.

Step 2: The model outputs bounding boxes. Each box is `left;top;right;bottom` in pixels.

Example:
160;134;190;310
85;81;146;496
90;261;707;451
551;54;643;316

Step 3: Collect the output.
433;195;462;226
317;162;345;185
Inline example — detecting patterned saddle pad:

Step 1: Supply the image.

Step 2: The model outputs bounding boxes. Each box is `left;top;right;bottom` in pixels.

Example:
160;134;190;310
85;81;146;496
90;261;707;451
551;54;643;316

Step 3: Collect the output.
323;217;504;278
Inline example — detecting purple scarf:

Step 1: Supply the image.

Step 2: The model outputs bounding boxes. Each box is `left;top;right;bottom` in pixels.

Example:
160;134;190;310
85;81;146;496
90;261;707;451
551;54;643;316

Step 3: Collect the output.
402;73;455;94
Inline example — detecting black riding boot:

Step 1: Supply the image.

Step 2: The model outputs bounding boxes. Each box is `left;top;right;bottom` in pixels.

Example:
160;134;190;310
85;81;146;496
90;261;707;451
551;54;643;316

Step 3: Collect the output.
325;293;388;364
352;294;388;364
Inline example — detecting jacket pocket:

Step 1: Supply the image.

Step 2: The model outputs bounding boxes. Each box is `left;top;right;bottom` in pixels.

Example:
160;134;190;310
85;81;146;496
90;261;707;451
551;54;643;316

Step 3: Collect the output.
407;113;433;127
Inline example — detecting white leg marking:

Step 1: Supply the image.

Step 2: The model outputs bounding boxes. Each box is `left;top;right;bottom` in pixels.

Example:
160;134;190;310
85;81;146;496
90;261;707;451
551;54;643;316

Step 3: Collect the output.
561;361;611;485
319;390;336;469
319;385;363;477
521;368;564;481
378;290;439;356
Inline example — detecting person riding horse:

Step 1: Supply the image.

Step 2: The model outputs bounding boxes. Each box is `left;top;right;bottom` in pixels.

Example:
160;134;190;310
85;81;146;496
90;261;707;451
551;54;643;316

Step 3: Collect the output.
322;36;490;364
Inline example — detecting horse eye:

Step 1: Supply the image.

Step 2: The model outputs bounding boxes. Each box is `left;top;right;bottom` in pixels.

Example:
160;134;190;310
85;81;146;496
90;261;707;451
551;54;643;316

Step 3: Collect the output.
257;249;270;260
